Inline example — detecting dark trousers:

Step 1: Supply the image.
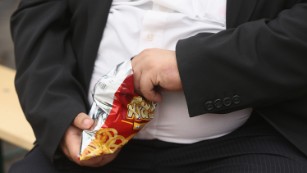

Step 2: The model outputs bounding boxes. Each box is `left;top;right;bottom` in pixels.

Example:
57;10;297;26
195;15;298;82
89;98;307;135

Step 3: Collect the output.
9;114;307;173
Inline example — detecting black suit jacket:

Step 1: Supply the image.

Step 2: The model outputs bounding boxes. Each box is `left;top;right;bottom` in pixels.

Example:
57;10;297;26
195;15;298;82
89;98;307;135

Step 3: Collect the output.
11;0;307;161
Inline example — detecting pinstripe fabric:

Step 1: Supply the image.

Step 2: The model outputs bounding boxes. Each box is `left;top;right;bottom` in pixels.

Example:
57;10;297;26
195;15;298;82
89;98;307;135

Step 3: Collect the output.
9;115;307;173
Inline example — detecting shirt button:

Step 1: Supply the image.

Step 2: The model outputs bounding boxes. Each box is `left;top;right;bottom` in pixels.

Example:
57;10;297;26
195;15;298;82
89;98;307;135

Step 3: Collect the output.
146;33;154;41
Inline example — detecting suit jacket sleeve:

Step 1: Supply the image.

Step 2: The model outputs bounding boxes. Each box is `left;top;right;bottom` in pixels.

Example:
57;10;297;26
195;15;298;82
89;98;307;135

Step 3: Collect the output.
176;3;307;116
11;0;88;160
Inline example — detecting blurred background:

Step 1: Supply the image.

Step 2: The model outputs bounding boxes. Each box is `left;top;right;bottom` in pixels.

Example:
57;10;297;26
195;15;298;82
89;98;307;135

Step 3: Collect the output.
0;0;28;173
0;0;18;68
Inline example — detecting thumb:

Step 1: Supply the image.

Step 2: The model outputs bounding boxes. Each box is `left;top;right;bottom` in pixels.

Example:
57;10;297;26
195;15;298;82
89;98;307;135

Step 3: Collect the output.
73;112;94;130
139;73;162;103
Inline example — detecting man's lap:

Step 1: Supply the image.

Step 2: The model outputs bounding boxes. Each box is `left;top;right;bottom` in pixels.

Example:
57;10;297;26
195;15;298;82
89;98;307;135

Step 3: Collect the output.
9;115;307;173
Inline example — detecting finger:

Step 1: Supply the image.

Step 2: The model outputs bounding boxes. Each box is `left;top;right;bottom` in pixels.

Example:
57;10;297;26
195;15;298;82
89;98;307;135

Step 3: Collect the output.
131;58;141;92
133;70;141;93
79;149;121;167
139;72;162;102
73;112;94;130
79;156;107;167
61;142;70;159
65;126;83;163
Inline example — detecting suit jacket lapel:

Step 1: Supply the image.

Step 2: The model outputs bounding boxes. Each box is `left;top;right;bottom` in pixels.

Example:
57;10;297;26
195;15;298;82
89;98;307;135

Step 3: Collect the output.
82;0;113;90
226;0;258;28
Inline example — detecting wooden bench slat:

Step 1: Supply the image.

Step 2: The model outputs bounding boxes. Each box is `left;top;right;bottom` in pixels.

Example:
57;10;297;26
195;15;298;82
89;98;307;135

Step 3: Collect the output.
0;65;35;150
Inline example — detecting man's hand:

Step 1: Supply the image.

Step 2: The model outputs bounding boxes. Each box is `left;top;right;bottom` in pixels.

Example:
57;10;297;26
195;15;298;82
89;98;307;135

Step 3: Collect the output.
132;48;182;102
61;112;120;167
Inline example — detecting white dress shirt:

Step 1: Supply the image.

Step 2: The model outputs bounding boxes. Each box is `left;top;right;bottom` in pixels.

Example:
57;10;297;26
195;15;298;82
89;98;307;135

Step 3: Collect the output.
89;0;252;144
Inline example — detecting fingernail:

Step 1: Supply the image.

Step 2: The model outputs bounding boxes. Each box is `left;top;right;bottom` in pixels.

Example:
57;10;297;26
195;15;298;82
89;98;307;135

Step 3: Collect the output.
83;118;92;127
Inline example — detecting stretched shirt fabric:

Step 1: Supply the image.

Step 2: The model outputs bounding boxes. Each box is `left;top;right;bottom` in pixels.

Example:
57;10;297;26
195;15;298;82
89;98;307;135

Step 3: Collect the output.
89;0;252;144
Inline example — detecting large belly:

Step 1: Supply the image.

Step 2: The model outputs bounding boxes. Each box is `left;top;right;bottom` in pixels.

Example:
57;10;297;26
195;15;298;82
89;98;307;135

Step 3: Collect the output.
134;92;252;143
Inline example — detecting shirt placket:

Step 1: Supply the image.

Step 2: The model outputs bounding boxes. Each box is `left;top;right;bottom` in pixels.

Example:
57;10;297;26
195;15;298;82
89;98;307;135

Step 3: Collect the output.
138;3;168;52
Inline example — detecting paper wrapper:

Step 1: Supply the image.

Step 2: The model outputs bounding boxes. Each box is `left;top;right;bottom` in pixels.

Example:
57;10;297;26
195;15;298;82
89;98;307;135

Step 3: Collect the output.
79;60;156;160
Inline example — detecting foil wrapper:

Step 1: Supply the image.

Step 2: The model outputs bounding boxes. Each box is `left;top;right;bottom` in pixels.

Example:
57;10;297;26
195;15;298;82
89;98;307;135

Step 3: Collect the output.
79;60;156;160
